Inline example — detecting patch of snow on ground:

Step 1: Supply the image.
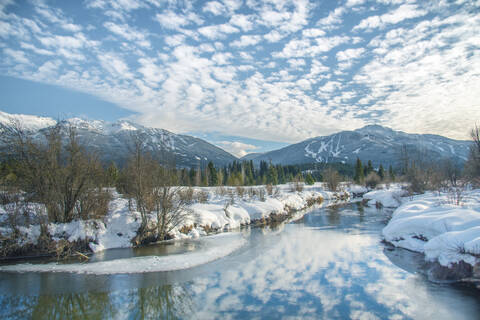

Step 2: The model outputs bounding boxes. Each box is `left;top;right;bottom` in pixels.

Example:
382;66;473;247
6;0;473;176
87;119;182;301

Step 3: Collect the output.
89;195;142;252
0;233;246;274
363;186;407;208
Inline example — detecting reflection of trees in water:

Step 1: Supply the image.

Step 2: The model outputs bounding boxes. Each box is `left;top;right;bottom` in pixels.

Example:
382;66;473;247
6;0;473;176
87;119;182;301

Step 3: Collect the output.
31;292;114;319
128;284;194;319
0;291;114;320
1;283;194;319
355;202;365;223
326;206;340;225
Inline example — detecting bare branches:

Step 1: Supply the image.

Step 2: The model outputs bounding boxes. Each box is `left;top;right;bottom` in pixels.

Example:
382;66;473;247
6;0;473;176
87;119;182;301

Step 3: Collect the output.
121;136;191;243
1;120;109;223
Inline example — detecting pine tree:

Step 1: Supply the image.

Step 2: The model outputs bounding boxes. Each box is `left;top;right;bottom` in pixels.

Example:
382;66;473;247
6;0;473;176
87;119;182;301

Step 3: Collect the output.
378;164;385;180
106;161;119;187
367;160;373;174
277;164;286;184
305;172;315;185
388;165;395;182
207;161;217;186
354;158;364;184
266;164;278;185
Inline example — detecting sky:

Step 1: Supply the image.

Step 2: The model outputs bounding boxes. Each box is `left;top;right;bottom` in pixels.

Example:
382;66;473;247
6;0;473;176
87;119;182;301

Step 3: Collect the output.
0;0;479;157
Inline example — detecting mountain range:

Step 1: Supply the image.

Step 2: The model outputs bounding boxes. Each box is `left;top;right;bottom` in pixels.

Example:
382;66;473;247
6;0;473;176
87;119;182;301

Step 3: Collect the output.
0;111;472;168
243;125;471;167
0;111;236;167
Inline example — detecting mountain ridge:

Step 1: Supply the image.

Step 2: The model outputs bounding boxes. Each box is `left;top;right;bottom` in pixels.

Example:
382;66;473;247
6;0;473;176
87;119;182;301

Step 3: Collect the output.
244;124;471;167
0;111;472;168
0;111;237;168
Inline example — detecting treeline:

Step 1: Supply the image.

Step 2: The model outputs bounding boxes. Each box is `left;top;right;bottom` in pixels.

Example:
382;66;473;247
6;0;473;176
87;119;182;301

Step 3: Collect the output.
353;158;396;188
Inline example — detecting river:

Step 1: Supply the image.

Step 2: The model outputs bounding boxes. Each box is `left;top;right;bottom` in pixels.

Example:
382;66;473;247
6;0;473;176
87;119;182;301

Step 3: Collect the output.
1;202;479;319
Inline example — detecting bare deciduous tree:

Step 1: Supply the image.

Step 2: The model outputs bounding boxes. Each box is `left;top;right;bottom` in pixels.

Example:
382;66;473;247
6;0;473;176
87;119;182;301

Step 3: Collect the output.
120;134;191;244
323;167;341;192
465;125;480;187
1;120;109;223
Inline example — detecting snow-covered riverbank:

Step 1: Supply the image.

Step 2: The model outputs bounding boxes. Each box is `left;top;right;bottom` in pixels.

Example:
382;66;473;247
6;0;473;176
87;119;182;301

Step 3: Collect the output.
3;181;479;280
381;189;480;269
0;183;352;256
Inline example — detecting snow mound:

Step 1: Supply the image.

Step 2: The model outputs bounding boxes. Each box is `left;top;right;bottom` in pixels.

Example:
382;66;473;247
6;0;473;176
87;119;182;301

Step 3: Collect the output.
0;233;246;274
348;184;368;195
89;196;141;252
383;190;480;267
363;187;406;208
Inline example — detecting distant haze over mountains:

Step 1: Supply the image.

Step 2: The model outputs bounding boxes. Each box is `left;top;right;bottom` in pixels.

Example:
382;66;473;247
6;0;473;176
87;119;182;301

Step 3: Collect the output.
0;111;472;168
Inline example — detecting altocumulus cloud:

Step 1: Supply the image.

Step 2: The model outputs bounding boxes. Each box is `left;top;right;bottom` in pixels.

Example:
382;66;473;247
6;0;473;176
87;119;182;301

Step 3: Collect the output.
0;0;479;150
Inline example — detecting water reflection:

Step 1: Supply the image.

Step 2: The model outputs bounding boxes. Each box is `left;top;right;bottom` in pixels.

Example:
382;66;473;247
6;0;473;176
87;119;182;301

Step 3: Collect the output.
1;204;479;319
1;284;194;319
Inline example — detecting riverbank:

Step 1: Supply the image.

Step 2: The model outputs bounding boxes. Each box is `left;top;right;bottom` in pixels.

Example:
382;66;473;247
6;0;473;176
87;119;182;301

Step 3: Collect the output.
379;188;480;284
0;183;354;260
3;182;479;285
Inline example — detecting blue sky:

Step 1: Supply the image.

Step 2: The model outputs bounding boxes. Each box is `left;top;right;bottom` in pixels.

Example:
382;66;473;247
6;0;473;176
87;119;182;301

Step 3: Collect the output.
0;0;479;157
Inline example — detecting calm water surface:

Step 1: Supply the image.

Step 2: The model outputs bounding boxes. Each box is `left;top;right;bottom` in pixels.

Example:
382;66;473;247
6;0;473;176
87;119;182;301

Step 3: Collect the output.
1;203;479;319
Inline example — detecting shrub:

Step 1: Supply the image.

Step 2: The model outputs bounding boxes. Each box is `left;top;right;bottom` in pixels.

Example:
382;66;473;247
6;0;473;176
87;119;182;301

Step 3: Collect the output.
236;186;246;198
323;167;341;192
265;184;273;195
178;187;194;204
214;186;228;197
194;190;209;203
1;122;108;223
258;188;266;202
365;172;381;189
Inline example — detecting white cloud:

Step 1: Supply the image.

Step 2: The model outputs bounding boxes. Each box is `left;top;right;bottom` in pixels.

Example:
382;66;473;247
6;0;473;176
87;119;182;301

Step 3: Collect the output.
231;35;262;47
229;14;254;31
155;11;202;30
354;4;427;31
274;36;350;58
3;48;29;64
164;34;186;47
38;33;97;49
98;53;133;78
217;141;259;157
264;30;285;42
302;28;326;38
104;21;150;47
211;52;233;65
336;48;365;61
317;7;345;28
318;81;342;93
137;57;165;87
34;2;82;32
288;58;306;68
346;0;366;7
198;24;239;39
203;1;226;16
20;42;54;56
34;60;62;80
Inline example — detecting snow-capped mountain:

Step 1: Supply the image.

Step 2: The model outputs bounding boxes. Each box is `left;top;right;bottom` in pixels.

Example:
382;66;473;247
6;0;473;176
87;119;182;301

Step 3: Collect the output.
0;110;56;132
244;125;472;167
1;111;472;168
0;111;236;167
